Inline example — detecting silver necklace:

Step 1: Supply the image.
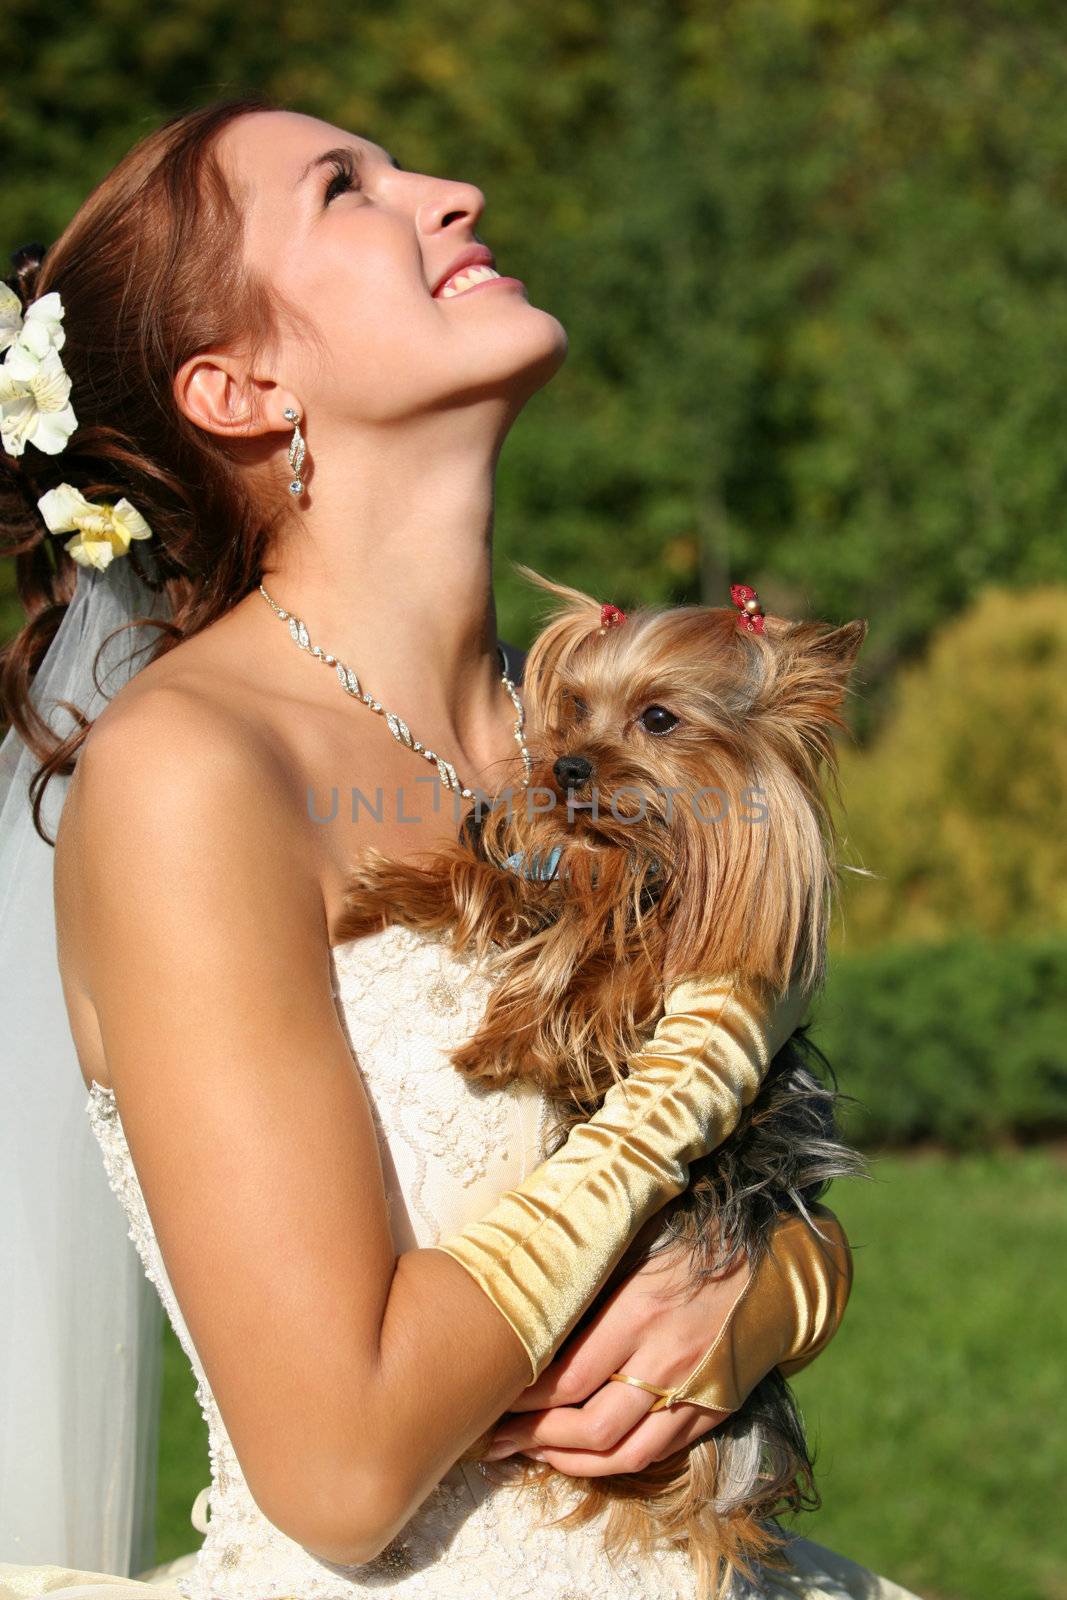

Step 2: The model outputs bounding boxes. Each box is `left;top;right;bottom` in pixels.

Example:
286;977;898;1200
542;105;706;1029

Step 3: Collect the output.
258;583;533;802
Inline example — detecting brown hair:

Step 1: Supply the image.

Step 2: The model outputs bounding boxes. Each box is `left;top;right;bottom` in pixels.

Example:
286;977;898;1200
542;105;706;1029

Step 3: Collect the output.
0;94;302;842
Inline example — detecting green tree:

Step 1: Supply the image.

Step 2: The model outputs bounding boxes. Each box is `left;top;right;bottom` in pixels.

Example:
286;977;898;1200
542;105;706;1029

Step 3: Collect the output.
6;0;1067;703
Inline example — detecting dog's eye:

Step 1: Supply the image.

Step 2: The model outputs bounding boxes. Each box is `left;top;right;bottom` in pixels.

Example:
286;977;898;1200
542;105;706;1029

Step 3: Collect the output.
640;705;679;736
567;694;589;721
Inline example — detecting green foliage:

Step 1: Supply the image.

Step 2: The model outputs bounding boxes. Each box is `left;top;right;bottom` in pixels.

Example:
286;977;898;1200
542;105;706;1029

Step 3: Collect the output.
837;586;1067;944
812;935;1067;1148
5;2;1067;688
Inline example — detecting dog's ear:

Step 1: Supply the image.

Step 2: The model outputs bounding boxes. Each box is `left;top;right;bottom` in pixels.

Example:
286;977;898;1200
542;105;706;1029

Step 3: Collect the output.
510;562;611;730
757;617;868;749
788;617;867;689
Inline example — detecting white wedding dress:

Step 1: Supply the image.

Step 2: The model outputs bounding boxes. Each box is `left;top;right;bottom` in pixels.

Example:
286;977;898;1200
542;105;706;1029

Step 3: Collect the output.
0;922;921;1600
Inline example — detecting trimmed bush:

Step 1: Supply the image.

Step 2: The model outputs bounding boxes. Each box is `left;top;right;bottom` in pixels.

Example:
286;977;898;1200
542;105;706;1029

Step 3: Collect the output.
810;936;1067;1148
836;586;1067;947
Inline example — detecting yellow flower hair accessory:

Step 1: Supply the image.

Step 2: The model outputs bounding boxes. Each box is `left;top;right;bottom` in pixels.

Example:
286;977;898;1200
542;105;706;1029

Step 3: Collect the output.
37;482;152;571
0;282;78;457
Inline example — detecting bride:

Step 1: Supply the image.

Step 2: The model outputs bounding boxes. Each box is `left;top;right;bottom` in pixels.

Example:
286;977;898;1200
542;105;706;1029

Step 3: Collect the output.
0;96;923;1599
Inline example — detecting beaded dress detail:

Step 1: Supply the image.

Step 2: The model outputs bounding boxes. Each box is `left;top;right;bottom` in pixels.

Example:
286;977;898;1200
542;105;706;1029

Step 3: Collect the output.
83;923;918;1600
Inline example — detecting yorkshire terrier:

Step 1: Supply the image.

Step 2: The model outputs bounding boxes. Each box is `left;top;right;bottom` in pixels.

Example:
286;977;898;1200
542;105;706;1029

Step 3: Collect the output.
334;565;869;1598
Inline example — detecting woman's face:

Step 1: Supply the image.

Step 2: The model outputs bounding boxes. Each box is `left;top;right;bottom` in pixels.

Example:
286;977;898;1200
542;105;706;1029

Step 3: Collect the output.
219;109;568;430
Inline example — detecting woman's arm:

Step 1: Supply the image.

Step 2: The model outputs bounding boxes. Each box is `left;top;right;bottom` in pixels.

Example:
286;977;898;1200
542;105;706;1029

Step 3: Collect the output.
429;969;807;1380
57;687;798;1568
59;692;536;1565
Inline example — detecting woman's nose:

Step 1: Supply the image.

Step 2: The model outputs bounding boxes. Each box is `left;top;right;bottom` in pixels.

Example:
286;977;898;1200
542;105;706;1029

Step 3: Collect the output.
553;754;593;790
417;179;486;237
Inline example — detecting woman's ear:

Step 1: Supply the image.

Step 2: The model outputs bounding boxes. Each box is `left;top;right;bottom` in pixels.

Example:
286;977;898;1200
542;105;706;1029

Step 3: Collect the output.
173;350;297;442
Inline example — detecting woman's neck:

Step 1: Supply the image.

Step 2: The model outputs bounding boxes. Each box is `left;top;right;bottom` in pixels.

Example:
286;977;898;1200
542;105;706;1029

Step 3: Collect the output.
257;411;513;769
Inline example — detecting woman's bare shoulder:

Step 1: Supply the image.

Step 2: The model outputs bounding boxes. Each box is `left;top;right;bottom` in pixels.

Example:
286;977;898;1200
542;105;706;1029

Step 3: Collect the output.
73;618;296;810
56;642;319;960
86;686;231;770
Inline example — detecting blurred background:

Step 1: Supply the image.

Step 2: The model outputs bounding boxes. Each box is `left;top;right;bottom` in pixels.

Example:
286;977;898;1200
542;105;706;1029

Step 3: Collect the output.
4;2;1065;1597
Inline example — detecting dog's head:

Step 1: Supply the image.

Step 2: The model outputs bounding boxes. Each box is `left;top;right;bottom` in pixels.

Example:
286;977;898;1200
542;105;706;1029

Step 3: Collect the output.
479;564;866;993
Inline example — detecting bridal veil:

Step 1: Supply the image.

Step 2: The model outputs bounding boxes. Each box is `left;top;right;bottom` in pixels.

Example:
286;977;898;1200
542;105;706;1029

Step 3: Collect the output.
0;558;170;1573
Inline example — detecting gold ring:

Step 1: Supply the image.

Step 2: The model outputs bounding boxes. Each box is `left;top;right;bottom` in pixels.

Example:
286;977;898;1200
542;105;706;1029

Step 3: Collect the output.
608;1370;676;1411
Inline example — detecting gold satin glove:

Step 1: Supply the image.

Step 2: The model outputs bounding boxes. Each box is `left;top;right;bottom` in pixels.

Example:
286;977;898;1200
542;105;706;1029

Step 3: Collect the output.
431;971;811;1383
643;1203;853;1415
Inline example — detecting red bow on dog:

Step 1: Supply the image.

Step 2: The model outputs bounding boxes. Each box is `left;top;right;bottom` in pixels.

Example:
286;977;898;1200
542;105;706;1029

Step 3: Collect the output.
730;584;765;634
598;602;627;633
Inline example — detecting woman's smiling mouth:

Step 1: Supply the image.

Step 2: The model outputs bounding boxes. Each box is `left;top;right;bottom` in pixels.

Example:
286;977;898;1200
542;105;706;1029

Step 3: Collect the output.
431;245;526;299
437;263;502;296
435;265;526;299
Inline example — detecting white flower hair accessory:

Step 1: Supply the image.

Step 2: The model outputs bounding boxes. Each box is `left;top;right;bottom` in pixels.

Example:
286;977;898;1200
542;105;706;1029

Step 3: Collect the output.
0;281;23;353
2;272;152;566
37;482;153;571
0;281;78;457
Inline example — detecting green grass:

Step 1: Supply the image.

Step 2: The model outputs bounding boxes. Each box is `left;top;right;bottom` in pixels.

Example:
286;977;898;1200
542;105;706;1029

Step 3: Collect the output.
784;1150;1066;1600
153;1151;1066;1599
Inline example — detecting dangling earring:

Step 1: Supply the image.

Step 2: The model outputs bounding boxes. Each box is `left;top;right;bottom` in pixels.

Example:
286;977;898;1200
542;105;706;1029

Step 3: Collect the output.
284;406;306;496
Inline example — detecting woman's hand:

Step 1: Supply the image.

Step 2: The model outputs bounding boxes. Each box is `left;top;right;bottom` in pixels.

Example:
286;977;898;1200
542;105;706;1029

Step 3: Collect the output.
480;1231;745;1475
477;1203;853;1477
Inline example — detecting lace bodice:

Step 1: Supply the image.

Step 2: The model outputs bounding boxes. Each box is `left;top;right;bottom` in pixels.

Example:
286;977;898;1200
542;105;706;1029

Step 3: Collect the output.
86;924;718;1600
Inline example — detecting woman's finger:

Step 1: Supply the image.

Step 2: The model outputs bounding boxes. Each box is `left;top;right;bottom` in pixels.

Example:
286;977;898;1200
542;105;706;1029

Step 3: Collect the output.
490;1339;733;1457
487;1376;655;1454
506;1274;664;1412
518;1402;723;1479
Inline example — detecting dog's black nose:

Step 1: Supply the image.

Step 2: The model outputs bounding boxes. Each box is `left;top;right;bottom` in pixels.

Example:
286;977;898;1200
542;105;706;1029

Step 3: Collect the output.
553;753;593;789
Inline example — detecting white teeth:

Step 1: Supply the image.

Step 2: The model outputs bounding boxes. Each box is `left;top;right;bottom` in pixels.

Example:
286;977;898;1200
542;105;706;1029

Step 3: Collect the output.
439;264;502;297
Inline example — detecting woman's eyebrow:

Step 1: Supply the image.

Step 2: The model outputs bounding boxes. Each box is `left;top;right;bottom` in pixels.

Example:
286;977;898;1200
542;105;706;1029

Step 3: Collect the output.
296;145;402;186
